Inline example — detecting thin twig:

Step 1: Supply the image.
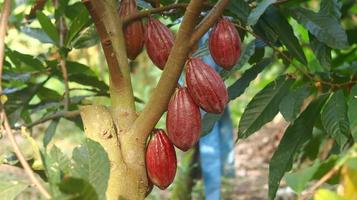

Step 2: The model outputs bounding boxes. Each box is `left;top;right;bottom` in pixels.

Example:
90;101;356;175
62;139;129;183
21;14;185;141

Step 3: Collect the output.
54;0;70;111
123;3;189;24
25;0;47;21
0;1;51;198
298;166;340;200
21;110;80;129
0;112;51;199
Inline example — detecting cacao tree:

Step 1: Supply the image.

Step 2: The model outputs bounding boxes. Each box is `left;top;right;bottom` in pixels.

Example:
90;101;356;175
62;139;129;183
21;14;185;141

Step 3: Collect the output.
0;0;356;200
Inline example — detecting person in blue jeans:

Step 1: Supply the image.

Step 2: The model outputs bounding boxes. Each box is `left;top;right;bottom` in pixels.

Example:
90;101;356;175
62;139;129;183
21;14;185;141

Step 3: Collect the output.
197;32;236;200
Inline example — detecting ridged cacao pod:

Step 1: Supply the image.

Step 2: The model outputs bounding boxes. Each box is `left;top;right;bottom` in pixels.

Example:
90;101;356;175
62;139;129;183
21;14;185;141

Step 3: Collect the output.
118;0;144;60
209;17;241;70
186;58;228;113
167;87;201;151
146;129;177;189
145;17;174;69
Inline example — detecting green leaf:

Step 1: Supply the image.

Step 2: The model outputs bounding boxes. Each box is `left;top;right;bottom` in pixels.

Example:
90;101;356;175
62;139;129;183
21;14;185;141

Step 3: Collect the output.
65;4;90;46
36;11;59;45
21;27;53;44
58;177;98;200
285;161;320;193
42;146;71;197
348;85;357;141
319;0;342;19
71;139;110;200
6;49;45;71
321;90;350;147
279;85;311;122
268;95;328;200
72;26;99;49
43;119;60;148
0;181;28;200
290;7;348;49
238;76;293;139
227;0;251;24
201;113;222;136
310;33;331;70
263;7;307;65
220;40;256;80
247;0;276;26
228;58;271;100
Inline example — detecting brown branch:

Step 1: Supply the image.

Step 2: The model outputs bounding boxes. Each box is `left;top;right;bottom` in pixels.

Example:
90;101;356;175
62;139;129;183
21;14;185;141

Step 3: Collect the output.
190;0;230;46
84;0;136;127
123;3;189;24
130;0;209;141
122;2;213;24
0;1;51;198
25;0;47;21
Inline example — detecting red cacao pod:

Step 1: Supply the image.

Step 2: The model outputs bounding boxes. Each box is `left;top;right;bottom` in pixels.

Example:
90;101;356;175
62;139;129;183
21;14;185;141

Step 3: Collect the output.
118;0;144;60
146;129;177;189
145;17;174;69
209;17;241;70
186;58;228;113
167;87;201;151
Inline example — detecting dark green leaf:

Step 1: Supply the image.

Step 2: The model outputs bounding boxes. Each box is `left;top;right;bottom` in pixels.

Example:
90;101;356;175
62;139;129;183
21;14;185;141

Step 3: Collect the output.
227;0;251;24
58;177;98;200
66;61;96;77
247;1;277;26
310;34;331;70
254;19;279;44
321;90;350;147
279;85;311;122
269;95;328;200
69;74;109;91
65;4;90;46
36;11;59;44
348;85;357;141
6;49;45;71
72;26;99;49
263;7;307;65
238;76;293;139
290;8;348;49
319;0;342;19
71;139;110;200
43;119;60;148
201;113;222;136
37;87;62;102
228;58;271;100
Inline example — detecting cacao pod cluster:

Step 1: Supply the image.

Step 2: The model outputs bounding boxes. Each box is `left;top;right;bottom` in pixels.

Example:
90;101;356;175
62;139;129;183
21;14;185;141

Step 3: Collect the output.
144;17;241;191
118;0;241;193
